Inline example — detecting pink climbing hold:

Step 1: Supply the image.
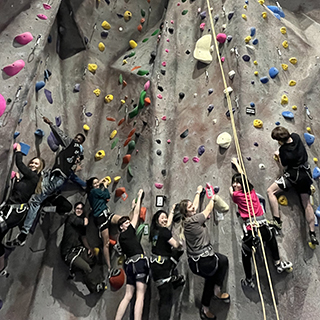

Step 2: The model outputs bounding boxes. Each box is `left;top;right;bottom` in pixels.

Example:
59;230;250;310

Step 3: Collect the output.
37;14;48;20
43;3;52;10
192;157;200;163
165;49;169;53
3;59;25;76
157;94;163;99
11;171;16;179
221;57;225;62
200;23;205;31
155;183;164;189
161;116;167;120
167;139;171;144
216;33;227;44
167;39;170;42
13;143;18;150
162;62;166;67
183;157;189;163
171;20;174;24
0;94;6;117
177;2;181;6
144;80;150;91
14;32;33;45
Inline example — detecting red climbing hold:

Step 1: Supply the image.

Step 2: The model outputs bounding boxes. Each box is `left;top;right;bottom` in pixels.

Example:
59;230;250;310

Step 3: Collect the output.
118;118;125;126
115;187;126;197
124;137;132;147
106;117;116;121
127;128;136;138
122;154;131;164
140;207;147;221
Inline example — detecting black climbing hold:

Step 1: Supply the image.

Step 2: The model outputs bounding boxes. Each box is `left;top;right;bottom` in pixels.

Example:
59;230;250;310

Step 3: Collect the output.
246;157;251;161
168;28;174;34
7;98;12;103
185;49;190;54
254;142;259;147
117;13;124;18
180;129;188;138
101;31;109;38
150;51;157;60
74;84;80;92
242;55;250;62
156;139;161;144
84;37;89;45
48;34;52;43
208;104;214;112
161;169;166;176
251;80;255;84
198;145;205;156
228;11;234;20
158;86;164;92
226;108;235;117
142;120;148;126
208;88;213;95
179;92;185;99
160;22;164;30
18;118;22;124
85;112;92;117
200;11;206;19
156;150;162;156
105;0;110;4
161;70;166;75
133;103;137;108
135;132;141;138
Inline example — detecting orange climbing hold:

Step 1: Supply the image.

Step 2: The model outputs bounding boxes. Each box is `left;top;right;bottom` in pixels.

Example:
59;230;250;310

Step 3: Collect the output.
140;207;147;221
131;66;141;72
115;187;126;197
144;97;151;106
137;24;143;32
124;137;132;147
123;154;131;164
118;118;125;126
140;18;145;24
109;239;117;246
123;80;127;87
127;128;136;138
106;117;116;121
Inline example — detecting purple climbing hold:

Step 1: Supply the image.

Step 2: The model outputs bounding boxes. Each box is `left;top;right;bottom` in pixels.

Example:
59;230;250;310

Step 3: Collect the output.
55;116;62;127
200;11;206;19
85;112;93;117
198;145;205;156
44;89;53;104
47;132;59;152
101;31;109;38
242;55;250;62
208;104;214;113
34;129;45;137
208;88;213;95
254;142;259;146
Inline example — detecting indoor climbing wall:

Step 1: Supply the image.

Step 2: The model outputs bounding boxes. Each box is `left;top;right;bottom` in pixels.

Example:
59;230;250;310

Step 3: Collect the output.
1;0;320;319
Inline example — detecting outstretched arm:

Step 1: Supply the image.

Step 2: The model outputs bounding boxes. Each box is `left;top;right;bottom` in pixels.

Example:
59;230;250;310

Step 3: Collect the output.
231;157;244;174
192;185;203;212
201;198;215;219
131;189;144;229
167;203;176;228
43;117;72;147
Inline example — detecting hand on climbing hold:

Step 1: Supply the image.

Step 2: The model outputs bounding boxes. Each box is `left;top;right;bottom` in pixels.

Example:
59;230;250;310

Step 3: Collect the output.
197;185;203;193
15;143;21;152
231;157;238;166
43;116;52;125
138;189;144;198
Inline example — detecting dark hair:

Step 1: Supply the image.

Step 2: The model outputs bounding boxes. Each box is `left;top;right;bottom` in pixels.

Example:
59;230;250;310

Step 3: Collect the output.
179;199;190;218
86;177;98;194
271;126;290;143
28;157;45;174
74;201;84;210
118;216;130;231
231;173;254;192
76;133;86;143
149;210;168;242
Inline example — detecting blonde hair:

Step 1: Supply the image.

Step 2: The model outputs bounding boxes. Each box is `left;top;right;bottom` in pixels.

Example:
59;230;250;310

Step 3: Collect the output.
176;199;191;241
28;157;45;194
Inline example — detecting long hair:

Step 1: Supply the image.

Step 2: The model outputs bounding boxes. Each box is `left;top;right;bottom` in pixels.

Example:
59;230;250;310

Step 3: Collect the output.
149;210;167;242
29;157;45;194
231;173;254;192
175;199;191;241
86;177;98;194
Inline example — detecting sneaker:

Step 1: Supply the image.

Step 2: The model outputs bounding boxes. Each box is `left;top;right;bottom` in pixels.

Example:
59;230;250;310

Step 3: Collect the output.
241;278;255;289
268;219;282;231
6;232;27;247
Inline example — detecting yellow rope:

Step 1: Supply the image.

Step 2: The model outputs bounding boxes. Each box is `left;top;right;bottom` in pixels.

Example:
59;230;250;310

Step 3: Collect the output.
205;1;280;319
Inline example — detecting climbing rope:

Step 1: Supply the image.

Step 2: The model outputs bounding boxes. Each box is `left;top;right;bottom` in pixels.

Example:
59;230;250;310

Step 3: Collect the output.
205;1;280;319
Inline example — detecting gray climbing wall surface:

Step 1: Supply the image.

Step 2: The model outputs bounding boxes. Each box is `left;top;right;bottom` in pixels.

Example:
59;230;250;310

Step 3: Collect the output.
1;0;320;319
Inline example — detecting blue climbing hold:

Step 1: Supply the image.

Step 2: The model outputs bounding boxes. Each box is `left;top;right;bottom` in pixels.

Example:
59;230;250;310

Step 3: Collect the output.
242;55;250;62
20;142;30;156
35;81;45;92
304;133;315;146
269;67;279;79
260;76;269;84
252;38;258;45
250;27;256;37
250;102;255;107
282;111;294;119
267;6;285;18
34;129;45;137
245;0;249;4
275;121;280;125
316;205;320;218
313;167;320;180
13;131;20;139
273;13;281;20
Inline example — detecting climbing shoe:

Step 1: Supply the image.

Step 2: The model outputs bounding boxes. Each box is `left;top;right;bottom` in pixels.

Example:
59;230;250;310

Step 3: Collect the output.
275;260;293;273
241;278;255;289
268;219;282;231
310;232;319;246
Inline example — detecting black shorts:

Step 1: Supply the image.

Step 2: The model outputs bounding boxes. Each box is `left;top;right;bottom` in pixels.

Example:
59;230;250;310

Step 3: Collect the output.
94;210;115;232
125;258;149;286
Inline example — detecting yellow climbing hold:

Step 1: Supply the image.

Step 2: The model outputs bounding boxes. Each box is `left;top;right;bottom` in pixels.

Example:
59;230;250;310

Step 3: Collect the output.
292;105;297;110
83;124;90;131
122;60;127;65
114;176;121;182
93;88;101;97
280;27;287;34
101;21;111;30
313;157;318;164
129;40;137;49
282;40;288;49
244;36;251;43
254;60;258;65
121;99;125;104
262;12;267;19
105;95;113;103
103;176;111;185
278;195;288;206
88;64;97;73
289;57;297;64
281;95;288;105
254;71;259;76
95;150;105;161
258;0;265;4
307;127;312;133
289;80;296;86
110;130;117;139
282;64;288;70
242;14;247;20
243;4;247;9
124;11;132;21
98;42;105;52
253;119;263;128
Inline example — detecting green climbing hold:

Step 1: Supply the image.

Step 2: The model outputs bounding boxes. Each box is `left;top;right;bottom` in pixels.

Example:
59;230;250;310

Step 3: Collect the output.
182;0;187;2
129;51;135;58
128;140;135;151
129;105;139;119
142;38;149;43
111;137;119;149
182;10;188;15
128;165;134;177
141;9;145;17
151;29;159;36
119;74;123;84
137;70;149;76
138;90;147;109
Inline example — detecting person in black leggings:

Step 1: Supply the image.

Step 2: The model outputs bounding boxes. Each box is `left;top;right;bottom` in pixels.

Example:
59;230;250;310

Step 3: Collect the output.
178;185;230;320
0;143;45;276
149;207;185;320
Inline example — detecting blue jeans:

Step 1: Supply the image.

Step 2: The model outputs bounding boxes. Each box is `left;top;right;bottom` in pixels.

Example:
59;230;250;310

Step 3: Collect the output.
22;173;65;234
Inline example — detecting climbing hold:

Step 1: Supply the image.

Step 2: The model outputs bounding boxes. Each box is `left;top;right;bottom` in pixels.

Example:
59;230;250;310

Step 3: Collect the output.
43;3;51;10
128;140;135;152
182;10;188;15
227;35;233;42
83;124;90;131
260;76;269;84
259;163;266;170
114;176;121;183
223;87;233;95
242;55;250;62
137;70;149;76
282;40;289;49
216;132;232;148
141;9;145;17
155;183;164;189
14;32;33;45
228;11;234;20
101;21;111;30
162;116;167;120
44;89;53;104
124;11;132;21
88;64;97;73
200;23;206;31
289;57;297;65
123;137;132;147
192;157;200;163
281;95;289;105
282;111;294;119
254;71;259;76
244;4;248;9
304;133;315;146
138;90;147;109
262;12;267;19
252;38;259;45
95;150;105;161
214;14;219;22
307;127;312;133
144;97;151;106
313;167;320;180
115;187;127;198
123;80;127;87
111;138;119;150
93;89;101;97
278;195;288;206
74;84;80;92
156;150;162;156
250;27;256;37
194;34;213;64
179;92;185;99
198;145;205;156
250;102;255;108
289;80;296;86
269;67;279;79
281;64;288;71
127;165;134;177
35;81;45;92
110;130;117;139
151;29;160;36
254;60;258;65
167;139;171;144
292;105;297;110
244;36;251;44
140;18;145;24
157;94;163;99
253;119;263;128
137;25;143;32
34;129;45;137
258;0;265;4
216;33;227;44
37;14;47;20
180;129;189;138
183;157;189;163
106;117;116;122
122;154;131;164
129;40;137;49
200;11;206;19
13;131;20;139
280;27;287;34
208;105;214;113
118;118;125;126
105;95;113;103
3;59;25;76
101;31;109;38
129;106;139;119
228;70;235;80
242;14;247;20
144;81;150;91
208;88;214;95
98;42;105;52
267;5;285;18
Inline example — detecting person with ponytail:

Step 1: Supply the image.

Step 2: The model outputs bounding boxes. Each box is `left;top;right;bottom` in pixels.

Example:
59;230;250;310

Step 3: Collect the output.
0;143;45;277
178;185;230;320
